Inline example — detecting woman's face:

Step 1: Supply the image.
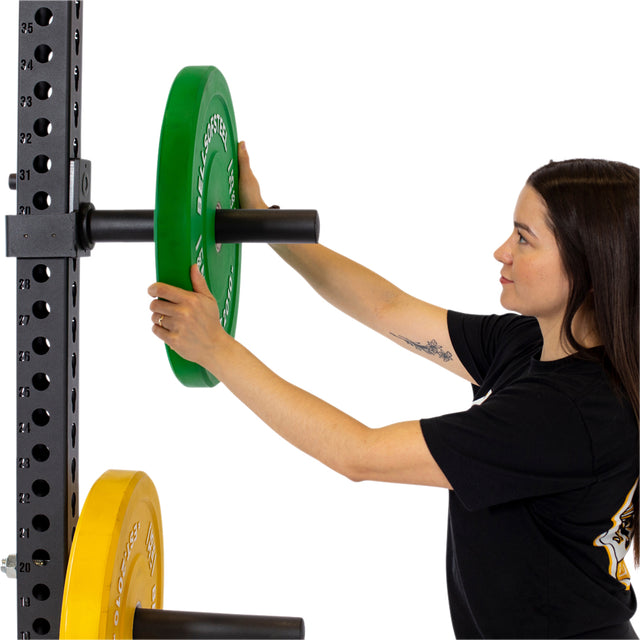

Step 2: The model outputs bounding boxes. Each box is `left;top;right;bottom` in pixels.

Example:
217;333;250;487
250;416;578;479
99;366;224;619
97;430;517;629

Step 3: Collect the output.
494;185;570;324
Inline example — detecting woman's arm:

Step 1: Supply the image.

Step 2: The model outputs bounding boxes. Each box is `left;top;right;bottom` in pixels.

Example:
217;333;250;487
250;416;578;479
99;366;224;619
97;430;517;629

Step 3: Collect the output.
270;244;476;383
148;266;451;489
238;142;476;384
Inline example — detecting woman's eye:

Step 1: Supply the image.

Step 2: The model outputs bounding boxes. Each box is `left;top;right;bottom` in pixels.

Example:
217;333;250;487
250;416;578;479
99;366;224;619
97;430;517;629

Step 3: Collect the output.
517;232;527;244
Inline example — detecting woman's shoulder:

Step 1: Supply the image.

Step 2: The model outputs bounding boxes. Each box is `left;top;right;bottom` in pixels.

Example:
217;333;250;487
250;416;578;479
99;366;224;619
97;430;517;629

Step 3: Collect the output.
448;311;540;348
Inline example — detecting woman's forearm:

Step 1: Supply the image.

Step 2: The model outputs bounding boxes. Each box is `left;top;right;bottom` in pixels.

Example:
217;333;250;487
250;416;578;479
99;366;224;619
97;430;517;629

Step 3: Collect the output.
206;333;450;488
209;331;371;480
271;243;404;329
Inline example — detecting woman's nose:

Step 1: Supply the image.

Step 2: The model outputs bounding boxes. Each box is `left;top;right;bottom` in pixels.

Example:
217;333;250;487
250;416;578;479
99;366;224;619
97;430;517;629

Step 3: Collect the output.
493;238;512;264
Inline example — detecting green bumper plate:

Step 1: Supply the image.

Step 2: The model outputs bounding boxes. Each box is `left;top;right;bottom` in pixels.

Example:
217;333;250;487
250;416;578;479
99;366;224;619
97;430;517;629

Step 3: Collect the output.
155;66;240;387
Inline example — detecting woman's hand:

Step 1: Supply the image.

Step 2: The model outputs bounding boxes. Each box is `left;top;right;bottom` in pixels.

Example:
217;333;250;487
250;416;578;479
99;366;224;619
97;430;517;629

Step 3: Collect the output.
148;264;231;371
238;141;268;210
147;141;266;372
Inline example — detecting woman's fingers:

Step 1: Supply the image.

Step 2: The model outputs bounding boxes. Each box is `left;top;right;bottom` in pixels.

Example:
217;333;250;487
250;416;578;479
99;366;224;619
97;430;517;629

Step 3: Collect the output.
147;280;192;303
151;311;172;328
148;265;214;302
151;319;171;339
149;298;177;316
148;266;216;330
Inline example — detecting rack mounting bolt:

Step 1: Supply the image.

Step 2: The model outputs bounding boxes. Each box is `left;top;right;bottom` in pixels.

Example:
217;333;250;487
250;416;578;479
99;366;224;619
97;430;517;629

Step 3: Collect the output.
1;555;17;579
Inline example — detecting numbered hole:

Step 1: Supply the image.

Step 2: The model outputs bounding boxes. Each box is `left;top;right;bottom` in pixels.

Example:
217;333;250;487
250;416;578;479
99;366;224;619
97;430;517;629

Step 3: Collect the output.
32;264;51;282
32;373;51;391
71;352;77;378
34;45;53;64
33;191;51;210
32;515;49;532
33;118;52;137
32;444;50;462
32;301;51;319
32;618;51;636
34;8;53;26
71;492;77;518
32;549;50;567
72;317;77;342
71;423;77;448
33;81;52;101
71;388;77;413
33;155;51;174
32;584;50;601
31;409;50;427
32;337;51;355
71;457;77;482
32;480;50;498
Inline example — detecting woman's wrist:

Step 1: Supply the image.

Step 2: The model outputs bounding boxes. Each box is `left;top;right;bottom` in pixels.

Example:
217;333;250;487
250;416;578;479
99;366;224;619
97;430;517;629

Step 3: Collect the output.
199;327;236;378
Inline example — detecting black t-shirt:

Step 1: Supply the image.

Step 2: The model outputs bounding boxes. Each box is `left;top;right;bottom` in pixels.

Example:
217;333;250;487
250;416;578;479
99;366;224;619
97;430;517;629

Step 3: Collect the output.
420;311;638;639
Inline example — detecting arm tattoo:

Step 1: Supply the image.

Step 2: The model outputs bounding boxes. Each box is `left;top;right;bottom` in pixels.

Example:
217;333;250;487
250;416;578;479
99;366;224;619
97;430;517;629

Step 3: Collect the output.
390;332;454;363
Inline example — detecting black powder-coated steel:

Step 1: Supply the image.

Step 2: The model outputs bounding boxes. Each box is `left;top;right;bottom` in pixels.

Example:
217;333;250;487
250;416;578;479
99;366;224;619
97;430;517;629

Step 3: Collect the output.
13;2;85;637
81;207;319;246
133;608;305;639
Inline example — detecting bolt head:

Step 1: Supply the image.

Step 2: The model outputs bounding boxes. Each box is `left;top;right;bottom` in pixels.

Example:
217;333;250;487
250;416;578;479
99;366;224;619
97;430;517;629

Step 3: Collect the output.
1;555;17;579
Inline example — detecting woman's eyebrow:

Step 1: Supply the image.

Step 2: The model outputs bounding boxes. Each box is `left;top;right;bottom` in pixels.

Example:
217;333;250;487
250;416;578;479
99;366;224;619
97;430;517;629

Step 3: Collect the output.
514;221;537;238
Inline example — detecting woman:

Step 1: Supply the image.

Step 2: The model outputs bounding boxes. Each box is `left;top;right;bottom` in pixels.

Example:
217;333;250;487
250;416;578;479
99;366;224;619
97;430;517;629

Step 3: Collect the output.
148;146;639;639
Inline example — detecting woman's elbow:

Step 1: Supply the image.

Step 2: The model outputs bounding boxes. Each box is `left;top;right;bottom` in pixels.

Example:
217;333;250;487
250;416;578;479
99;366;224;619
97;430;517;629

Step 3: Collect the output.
331;446;372;483
337;444;382;483
342;465;368;483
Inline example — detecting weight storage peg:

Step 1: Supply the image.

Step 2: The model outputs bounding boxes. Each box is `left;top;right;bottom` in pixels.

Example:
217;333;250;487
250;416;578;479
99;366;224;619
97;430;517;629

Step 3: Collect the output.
133;609;305;639
60;470;305;639
76;205;319;247
7;206;318;256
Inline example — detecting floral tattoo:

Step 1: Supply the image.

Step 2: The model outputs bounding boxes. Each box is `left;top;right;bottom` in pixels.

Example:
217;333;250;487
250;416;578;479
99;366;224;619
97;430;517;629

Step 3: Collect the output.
390;333;454;362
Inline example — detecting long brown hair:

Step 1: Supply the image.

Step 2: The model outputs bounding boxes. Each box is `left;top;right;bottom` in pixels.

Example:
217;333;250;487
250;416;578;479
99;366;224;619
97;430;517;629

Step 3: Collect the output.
527;158;639;565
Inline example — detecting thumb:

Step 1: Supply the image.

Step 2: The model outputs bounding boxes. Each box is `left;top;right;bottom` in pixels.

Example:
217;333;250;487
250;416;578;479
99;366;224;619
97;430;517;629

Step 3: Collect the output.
238;141;266;209
238;140;251;169
190;264;213;297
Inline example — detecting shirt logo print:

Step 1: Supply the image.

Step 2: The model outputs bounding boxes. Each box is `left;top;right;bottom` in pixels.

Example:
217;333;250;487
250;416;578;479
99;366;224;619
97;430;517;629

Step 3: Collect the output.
593;479;638;590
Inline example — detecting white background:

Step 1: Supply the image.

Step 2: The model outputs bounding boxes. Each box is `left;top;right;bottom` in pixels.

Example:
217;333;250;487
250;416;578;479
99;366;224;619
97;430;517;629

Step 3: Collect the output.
1;1;639;638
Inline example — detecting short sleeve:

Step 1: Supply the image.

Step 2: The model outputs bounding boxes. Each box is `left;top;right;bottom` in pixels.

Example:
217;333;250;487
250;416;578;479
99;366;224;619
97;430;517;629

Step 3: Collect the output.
448;311;541;392
420;380;595;511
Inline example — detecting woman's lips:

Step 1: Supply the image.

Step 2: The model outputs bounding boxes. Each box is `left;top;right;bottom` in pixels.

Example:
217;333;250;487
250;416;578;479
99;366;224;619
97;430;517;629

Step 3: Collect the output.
500;276;513;284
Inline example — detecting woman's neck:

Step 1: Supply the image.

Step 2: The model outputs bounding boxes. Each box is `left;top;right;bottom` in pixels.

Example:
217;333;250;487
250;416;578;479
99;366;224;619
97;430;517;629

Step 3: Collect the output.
538;307;601;362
